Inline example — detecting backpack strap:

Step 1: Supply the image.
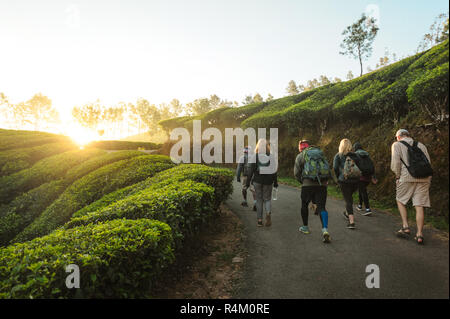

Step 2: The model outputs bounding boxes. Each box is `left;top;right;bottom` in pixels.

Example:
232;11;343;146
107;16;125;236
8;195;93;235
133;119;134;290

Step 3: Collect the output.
398;141;411;168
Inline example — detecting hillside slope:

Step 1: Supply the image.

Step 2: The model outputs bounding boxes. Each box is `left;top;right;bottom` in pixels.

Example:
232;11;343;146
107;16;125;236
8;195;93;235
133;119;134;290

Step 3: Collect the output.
0;129;234;298
159;41;449;226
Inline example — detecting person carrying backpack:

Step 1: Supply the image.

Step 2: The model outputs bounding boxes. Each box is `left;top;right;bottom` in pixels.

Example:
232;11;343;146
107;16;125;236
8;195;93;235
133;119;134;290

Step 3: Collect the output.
333;138;360;229
353;142;376;216
236;146;257;210
294;139;331;243
246;139;278;227
391;129;432;245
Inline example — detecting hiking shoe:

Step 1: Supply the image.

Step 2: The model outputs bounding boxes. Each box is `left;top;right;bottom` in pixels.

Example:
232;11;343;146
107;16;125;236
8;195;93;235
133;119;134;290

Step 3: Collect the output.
257;219;263;227
357;204;363;211
265;213;272;227
342;211;349;220
299;225;310;234
347;223;356;229
322;229;331;243
361;208;372;216
253;204;257;211
241;201;248;207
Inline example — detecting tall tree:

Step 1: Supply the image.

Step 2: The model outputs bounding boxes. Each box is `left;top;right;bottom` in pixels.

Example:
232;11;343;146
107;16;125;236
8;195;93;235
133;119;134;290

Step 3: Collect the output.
417;12;449;52
346;70;354;81
319;75;331;86
187;98;211;115
14;93;59;131
286;80;299;96
169;98;183;116
340;13;379;77
72;100;103;133
266;93;274;102
134;98;161;135
242;95;255;105
253;93;263;103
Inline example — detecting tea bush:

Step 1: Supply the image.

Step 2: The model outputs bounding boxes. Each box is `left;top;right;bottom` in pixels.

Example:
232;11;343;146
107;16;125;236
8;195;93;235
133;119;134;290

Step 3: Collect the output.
0;219;174;298
0;148;105;204
0;142;76;177
13;155;175;242
73;164;233;218
66;180;215;247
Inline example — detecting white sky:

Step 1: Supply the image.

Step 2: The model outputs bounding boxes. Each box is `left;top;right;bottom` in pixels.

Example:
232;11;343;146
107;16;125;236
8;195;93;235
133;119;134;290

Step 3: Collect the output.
0;0;448;123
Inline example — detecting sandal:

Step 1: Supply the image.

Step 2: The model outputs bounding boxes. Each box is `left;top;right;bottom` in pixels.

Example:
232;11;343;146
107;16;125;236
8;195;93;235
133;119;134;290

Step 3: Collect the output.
396;226;411;238
414;235;424;245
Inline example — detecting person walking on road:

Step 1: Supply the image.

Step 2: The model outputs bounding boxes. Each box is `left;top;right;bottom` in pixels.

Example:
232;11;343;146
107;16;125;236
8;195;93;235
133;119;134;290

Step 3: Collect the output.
294;139;332;243
353;142;377;216
333;138;361;229
391;129;432;245
236;146;257;210
246;139;278;227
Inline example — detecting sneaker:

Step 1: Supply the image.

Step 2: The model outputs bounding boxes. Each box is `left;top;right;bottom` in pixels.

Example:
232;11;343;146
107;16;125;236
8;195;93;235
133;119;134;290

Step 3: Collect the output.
342;211;349;220
299;225;310;234
241;201;248;207
257;219;263;227
347;223;356;229
357;204;363;211
361;208;372;216
265;213;272;227
322;229;331;243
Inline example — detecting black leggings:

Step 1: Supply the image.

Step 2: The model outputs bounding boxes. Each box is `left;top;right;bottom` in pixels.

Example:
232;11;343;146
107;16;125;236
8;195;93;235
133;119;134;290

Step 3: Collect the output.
300;186;327;226
358;181;370;208
339;182;358;215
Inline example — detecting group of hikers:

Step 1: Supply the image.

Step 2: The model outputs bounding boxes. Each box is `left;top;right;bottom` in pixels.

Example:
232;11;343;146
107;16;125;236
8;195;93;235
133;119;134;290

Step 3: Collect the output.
236;129;433;245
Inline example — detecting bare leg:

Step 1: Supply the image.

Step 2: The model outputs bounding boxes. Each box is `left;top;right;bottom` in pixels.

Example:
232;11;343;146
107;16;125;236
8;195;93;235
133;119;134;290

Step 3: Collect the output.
415;206;425;237
397;200;409;228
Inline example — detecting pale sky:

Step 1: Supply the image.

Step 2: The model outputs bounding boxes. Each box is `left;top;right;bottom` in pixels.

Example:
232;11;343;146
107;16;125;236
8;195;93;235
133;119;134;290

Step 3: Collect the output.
0;0;448;121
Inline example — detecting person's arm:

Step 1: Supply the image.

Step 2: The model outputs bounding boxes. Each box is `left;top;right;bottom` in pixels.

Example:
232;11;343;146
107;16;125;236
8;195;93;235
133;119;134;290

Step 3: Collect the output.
333;154;340;179
236;158;243;182
245;156;255;188
294;153;303;183
273;171;278;188
390;142;401;179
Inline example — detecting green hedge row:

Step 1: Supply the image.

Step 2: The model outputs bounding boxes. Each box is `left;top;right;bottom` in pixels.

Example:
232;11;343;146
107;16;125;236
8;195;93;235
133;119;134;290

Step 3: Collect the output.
0;219;174;298
66;180;215;248
86;140;161;150
0;142;76;177
0;130;71;151
13;155;175;242
0;148;105;204
72;164;233;218
0;150;145;246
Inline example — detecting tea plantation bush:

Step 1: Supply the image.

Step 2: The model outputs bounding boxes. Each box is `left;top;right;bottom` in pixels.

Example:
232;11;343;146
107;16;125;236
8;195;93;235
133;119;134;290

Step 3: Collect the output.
0;148;105;204
86;140;161;150
0;219;174;298
66;180;215;247
13;155;175;242
73;164;233;218
0;150;144;246
0;142;76;177
0;130;71;151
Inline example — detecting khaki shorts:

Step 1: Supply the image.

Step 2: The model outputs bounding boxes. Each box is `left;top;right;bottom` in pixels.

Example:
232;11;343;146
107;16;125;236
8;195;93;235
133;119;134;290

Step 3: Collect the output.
396;180;431;207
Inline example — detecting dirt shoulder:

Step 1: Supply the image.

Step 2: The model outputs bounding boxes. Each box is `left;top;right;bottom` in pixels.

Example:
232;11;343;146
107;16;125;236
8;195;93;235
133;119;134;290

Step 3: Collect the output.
152;204;246;299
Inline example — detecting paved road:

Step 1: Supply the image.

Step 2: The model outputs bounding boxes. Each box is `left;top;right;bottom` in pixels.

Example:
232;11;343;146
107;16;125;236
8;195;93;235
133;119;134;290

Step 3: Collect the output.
227;181;449;299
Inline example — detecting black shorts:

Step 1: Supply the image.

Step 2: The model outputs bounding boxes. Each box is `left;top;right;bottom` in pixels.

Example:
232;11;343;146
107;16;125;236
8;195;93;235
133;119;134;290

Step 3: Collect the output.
301;186;327;211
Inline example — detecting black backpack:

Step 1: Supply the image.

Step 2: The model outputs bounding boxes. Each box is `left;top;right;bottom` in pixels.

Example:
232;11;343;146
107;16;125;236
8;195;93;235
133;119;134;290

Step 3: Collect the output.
399;141;433;178
355;149;375;177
